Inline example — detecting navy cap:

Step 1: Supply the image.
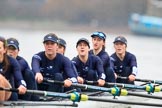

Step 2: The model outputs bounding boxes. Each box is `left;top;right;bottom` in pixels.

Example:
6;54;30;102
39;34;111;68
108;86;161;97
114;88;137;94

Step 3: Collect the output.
7;38;19;50
76;38;90;48
57;38;66;48
91;31;106;40
113;36;127;45
43;33;58;43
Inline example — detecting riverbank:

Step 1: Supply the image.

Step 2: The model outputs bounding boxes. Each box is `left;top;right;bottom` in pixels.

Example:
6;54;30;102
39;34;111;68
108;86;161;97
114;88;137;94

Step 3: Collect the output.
0;20;130;35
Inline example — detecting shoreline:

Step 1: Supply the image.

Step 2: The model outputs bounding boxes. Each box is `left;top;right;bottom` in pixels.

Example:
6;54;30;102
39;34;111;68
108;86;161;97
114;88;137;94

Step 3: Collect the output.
0;20;131;35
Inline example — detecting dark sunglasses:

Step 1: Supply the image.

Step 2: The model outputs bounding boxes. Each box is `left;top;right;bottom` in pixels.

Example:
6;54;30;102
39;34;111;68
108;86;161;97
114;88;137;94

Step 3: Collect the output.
91;32;106;40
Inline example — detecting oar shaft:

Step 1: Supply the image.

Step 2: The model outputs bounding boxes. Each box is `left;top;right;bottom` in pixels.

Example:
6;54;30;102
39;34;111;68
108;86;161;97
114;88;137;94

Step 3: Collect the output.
26;90;71;98
0;87;71;99
86;81;147;90
128;91;162;99
0;87;19;92
43;78;64;85
105;82;146;90
0;101;78;107
88;97;162;107
43;79;162;100
44;79;112;92
117;76;162;85
135;78;162;85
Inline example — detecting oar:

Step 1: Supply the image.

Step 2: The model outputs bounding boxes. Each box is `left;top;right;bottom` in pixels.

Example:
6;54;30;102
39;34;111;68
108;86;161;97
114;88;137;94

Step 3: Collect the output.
44;79;127;96
44;79;162;99
85;80;162;94
117;76;162;85
88;97;162;107
0;87;87;102
1;87;162;107
0;101;78;107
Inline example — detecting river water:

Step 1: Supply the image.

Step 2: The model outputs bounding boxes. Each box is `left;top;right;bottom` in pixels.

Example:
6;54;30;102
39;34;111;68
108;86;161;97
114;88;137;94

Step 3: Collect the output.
1;28;162;108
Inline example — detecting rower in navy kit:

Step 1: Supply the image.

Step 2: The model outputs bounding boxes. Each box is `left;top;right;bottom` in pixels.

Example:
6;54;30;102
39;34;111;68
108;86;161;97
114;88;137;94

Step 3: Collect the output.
72;38;105;86
57;38;79;92
89;31;115;82
32;33;77;92
0;36;27;101
7;38;39;101
57;38;67;55
111;36;138;84
57;38;78;78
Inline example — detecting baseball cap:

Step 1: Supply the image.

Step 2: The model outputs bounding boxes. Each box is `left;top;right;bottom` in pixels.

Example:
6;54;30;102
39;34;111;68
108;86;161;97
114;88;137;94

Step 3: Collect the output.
7;38;19;50
76;38;90;48
113;36;127;45
91;31;106;40
57;38;66;48
43;33;58;43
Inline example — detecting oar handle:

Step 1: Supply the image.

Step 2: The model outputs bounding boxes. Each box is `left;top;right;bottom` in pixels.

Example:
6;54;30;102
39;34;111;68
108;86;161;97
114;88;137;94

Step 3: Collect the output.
43;78;64;85
84;80;98;85
117;76;162;85
117;76;128;80
0;87;19;92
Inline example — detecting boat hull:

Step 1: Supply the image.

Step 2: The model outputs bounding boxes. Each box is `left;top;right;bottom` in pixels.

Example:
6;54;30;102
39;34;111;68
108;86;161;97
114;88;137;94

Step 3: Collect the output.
2;93;162;108
128;13;162;37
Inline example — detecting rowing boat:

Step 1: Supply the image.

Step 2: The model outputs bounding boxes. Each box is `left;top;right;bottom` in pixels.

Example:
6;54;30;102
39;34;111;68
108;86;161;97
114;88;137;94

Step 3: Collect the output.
2;94;162;108
1;90;162;108
128;13;162;37
2;79;162;108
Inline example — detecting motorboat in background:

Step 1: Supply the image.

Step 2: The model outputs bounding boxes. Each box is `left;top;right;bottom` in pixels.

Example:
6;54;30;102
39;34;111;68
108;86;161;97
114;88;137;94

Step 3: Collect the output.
128;13;162;37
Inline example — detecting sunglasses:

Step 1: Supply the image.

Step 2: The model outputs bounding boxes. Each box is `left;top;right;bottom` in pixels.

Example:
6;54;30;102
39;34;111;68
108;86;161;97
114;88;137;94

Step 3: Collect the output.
91;32;106;39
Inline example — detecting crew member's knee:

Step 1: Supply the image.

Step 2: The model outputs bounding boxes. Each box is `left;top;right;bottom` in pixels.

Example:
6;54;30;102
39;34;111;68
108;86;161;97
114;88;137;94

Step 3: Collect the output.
105;68;115;82
0;74;12;101
87;70;97;81
54;73;64;81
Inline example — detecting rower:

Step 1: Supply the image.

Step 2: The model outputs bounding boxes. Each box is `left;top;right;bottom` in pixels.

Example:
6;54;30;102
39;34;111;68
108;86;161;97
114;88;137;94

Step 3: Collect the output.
6;38;39;101
31;33;77;92
89;31;115;83
57;38;67;55
111;36;138;84
57;38;79;92
72;38;106;87
0;36;27;101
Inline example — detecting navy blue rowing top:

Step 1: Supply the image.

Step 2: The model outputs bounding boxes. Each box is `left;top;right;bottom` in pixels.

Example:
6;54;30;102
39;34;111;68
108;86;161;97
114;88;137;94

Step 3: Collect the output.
32;51;76;79
16;56;30;72
89;49;112;70
111;51;137;76
0;55;26;87
72;55;105;80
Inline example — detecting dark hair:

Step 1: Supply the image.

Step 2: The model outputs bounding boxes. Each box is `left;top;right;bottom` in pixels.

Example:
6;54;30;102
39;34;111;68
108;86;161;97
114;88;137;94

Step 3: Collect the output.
0;36;10;74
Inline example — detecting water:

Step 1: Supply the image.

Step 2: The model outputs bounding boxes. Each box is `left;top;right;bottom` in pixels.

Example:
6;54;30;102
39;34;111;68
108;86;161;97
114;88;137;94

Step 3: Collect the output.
1;29;162;107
